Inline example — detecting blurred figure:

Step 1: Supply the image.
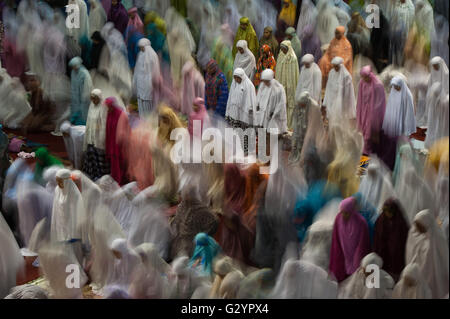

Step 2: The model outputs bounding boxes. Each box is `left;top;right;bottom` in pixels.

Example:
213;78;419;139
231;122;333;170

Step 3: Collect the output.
284;27;301;65
329;197;371;282
373;198;409;282
296;0;317;42
370;6;390;73
33;147;63;187
259;26;279;61
133;38;160;117
188;97;210;138
389;0;415;66
275;40;299;130
316;0;340;46
277;0;296;39
338;253;394;298
322;57;356;127
89;0;107;37
181;60;205;116
319;26;353;88
356;66;386;155
405;209;449;298
381;76;416;139
392;263;432;299
189;232;221;279
157;104;185;148
82;89;109;181
232;17;259;59
299;25;322;63
69;57;93;125
107;0;129;34
205;59;229;119
0;72;31;129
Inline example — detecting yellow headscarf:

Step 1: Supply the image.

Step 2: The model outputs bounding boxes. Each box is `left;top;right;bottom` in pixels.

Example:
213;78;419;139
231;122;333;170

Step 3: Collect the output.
144;11;167;35
157;104;185;147
278;0;296;27
232;17;259;59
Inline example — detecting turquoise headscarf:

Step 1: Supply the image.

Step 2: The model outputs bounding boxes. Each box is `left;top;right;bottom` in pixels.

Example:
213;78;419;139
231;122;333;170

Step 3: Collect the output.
352;192;377;245
189;233;220;276
392;142;421;185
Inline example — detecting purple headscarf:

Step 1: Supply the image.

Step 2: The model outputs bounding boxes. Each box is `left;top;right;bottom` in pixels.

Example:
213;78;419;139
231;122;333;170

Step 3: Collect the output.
300;25;322;63
329;197;371;282
107;0;129;34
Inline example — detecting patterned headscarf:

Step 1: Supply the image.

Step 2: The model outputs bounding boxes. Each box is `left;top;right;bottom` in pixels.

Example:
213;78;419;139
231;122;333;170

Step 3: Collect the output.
205;59;225;107
254;44;276;89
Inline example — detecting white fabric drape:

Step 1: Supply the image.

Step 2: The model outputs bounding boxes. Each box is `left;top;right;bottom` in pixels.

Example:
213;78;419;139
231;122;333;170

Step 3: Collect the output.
226;68;257;125
233;40;256;80
295;54;322;103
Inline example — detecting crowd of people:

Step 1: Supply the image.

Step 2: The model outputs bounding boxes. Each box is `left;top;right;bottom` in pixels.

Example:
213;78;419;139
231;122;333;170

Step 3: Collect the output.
0;0;448;299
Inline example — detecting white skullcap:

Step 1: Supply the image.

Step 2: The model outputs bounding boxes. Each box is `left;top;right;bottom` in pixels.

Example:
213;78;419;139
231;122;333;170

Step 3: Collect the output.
71;170;82;180
60;121;71;134
138;38;151;47
56;168;71;179
331;57;344;65
91;89;102;98
430;56;443;65
301;54;314;64
236;40;248;49
261;69;274;81
361;252;383;268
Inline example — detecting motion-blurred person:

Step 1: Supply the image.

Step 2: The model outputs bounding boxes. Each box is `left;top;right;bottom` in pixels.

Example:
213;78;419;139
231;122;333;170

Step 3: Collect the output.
253;45;276;90
284;27;301;65
205;59;229;120
69;57;93;125
107;0;129;35
275;40;299;130
389;0;415;66
295;54;322;103
89;0;107;37
392;263;432;299
181;60;205;116
259;26;279;61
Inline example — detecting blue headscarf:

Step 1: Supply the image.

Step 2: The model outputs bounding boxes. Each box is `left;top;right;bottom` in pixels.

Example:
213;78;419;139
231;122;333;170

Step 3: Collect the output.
189;233;220;276
293;180;341;244
126;27;144;68
352;192;377;245
146;23;170;63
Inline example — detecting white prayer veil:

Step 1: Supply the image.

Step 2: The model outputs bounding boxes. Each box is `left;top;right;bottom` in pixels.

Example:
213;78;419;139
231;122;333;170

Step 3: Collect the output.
392;263;432;299
233;40;256;80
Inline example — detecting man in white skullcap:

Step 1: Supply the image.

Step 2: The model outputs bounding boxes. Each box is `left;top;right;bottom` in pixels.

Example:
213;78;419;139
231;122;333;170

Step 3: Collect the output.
255;69;288;135
295;54;322;104
322;56;356;126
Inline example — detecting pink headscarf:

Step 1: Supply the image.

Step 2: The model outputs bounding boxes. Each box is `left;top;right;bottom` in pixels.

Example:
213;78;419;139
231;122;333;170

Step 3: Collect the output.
329;197;371;282
188;98;210;137
356;65;386;155
127;7;144;34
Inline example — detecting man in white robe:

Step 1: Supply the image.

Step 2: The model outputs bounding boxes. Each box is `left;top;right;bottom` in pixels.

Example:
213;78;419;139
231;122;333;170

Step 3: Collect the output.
295;54;322;104
322;56;356;126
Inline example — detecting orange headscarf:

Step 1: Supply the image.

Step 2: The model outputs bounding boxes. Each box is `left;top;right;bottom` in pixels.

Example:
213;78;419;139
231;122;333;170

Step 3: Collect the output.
319;26;353;87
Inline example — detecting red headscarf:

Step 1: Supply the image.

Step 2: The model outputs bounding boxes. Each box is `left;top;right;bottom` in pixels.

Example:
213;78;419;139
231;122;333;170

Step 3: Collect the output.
105;97;126;185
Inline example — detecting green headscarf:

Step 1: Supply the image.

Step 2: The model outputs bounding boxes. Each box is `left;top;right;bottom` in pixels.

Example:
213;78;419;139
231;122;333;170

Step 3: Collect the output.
34;147;63;185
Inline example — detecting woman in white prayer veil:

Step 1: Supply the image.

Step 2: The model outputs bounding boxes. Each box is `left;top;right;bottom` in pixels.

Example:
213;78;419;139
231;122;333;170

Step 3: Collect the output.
89;0;107;37
209;256;236;298
43;166;60;195
270;258;338;299
255;69;288;135
395;166;435;225
425;86;449;150
233;40;256;80
50;169;85;243
218;270;245;299
430;15;449;67
357;157;395;213
392;263;432;299
427;57;449;98
382;76;416;139
405;209;449;299
316;0;340;46
322;57;356;127
169;255;209;299
236;268;274;299
38;241;88;298
17;178;53;247
133;38;161;117
338;253;395;299
0;213;24;299
0;77;31;129
296;54;322;104
296;0;318;41
67;0;90;44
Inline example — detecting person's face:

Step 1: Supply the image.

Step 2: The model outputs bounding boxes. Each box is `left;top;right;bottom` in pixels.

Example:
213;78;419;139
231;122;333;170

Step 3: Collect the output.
263;30;271;39
193;104;200;112
112;249;122;259
238;47;244;54
432;63;440;71
342;210;350;220
234;75;242;84
91;95;101;105
393;84;401;91
92;38;100;45
27;77;40;91
404;276;415;287
159;115;170;128
281;46;288;54
286;33;293;40
400;0;406;3
299;102;306;108
263;51;269;58
415;221;427;233
56;177;65;189
72;65;80;71
283;0;289;8
335;30;343;40
333;64;340;72
112;0;118;5
262;79;271;87
207;65;215;76
139;46;145;52
363;74;371;83
128;12;135;19
304;62;311;68
240;23;248;31
383;206;394;219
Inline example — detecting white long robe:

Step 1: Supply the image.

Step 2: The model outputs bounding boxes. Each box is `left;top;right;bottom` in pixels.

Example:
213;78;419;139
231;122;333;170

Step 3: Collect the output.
255;78;287;134
225;68;257;125
295;61;322;104
233;40;256;80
